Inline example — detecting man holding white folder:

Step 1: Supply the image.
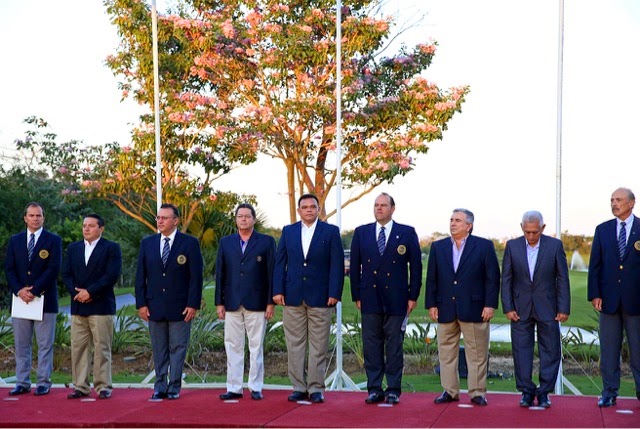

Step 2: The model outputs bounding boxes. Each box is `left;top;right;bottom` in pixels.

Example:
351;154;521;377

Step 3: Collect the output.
4;202;62;396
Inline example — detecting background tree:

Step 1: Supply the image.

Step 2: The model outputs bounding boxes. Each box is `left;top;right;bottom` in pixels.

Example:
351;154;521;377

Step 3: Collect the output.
103;0;469;223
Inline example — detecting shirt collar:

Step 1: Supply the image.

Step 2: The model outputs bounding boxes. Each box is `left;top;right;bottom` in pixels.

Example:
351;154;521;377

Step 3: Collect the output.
84;236;102;247
618;214;634;226
161;229;178;242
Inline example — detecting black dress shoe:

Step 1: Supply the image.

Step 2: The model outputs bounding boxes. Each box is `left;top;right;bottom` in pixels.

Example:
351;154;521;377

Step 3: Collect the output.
365;392;385;404
98;390;112;400
385;393;400;405
250;391;263;400
9;386;31;396
598;396;616;407
167;393;180;400
151;391;167;400
34;386;50;396
67;390;89;399
288;391;308;402
310;392;324;403
537;393;551;408
434;391;459;404
220;391;243;400
471;396;488;406
520;393;534;407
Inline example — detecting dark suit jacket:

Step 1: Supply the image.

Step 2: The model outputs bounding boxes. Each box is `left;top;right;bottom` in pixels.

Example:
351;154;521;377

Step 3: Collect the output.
273;220;344;307
501;235;570;321
135;231;204;321
215;231;276;311
350;222;422;316
425;235;500;323
62;238;122;316
588;217;640;315
4;229;62;313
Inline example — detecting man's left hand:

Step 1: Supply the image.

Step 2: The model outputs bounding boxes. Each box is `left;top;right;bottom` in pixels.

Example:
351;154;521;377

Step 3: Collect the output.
327;297;338;306
481;307;495;322
407;300;417;314
555;312;569;322
74;288;91;303
183;307;197;322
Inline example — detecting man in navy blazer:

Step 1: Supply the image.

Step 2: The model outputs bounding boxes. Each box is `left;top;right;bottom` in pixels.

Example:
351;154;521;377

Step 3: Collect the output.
273;194;344;404
4;202;62;396
588;187;640;407
501;211;570;408
215;203;276;401
136;203;203;400
426;208;500;406
62;214;122;400
350;193;422;405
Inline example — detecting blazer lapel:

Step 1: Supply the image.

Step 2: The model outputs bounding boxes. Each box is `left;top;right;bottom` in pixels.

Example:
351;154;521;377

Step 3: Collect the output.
532;235;547;278
241;233;256;259
307;221;323;257
624;217;640;260
80;240;107;283
456;236;476;273
383;224;402;258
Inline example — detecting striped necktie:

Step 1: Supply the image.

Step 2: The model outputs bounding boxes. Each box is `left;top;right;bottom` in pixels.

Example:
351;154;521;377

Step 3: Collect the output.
162;237;171;267
377;226;386;255
27;233;35;262
618;221;627;260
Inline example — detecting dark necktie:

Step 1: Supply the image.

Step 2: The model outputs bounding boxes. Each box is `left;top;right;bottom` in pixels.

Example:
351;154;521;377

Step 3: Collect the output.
162;237;171;267
618;221;627;260
377;226;386;255
27;233;35;262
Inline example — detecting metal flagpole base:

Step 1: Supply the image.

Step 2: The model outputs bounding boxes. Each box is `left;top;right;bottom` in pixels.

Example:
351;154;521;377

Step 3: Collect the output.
326;368;360;391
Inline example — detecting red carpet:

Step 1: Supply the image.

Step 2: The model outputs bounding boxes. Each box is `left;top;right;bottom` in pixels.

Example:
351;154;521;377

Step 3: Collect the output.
0;387;638;428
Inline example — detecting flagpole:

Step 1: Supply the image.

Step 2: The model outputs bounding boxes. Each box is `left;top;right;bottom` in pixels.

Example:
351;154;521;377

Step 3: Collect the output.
151;0;163;210
326;0;358;391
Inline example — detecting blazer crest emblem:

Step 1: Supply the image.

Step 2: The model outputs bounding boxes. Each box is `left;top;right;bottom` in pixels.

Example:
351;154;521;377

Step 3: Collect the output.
177;254;187;265
39;249;49;259
397;245;406;255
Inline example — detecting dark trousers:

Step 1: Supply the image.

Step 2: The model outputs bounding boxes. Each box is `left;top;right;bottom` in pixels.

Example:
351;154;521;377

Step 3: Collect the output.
599;310;640;398
361;313;405;395
510;318;561;395
149;320;191;394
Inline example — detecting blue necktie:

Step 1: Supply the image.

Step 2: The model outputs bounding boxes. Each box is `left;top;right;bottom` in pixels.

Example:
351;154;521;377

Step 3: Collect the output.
377;226;386;255
618;221;627;260
162;237;170;267
241;240;247;254
27;233;35;262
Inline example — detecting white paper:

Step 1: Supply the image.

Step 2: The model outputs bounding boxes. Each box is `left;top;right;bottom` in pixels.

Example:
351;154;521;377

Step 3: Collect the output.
11;294;44;321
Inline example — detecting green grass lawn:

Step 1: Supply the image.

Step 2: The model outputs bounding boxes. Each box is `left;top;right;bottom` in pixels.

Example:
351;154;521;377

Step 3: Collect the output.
80;270;594;327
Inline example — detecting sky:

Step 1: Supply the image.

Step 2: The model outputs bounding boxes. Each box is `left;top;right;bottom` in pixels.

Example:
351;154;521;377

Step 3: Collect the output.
1;0;639;240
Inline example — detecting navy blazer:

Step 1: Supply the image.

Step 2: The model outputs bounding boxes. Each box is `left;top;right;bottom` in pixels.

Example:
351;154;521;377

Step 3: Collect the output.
62;238;122;316
501;235;570;321
588;217;640;315
273;220;344;307
214;231;276;311
425;235;500;323
4;229;62;314
135;231;204;322
350;222;422;316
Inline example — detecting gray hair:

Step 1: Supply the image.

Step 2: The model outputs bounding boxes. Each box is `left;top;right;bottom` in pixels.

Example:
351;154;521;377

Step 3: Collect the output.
521;210;544;225
453;208;474;225
614;187;635;202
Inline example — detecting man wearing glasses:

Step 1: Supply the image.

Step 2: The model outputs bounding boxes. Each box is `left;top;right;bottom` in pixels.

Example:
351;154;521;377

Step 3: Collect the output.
135;203;204;400
215;203;276;401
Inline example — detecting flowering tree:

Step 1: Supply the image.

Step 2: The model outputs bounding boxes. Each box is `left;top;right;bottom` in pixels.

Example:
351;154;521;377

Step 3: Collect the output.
105;0;469;222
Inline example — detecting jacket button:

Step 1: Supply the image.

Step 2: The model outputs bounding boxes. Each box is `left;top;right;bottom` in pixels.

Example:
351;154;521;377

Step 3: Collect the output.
452;297;456;300
27;271;31;275
163;273;166;277
373;285;376;288
453;281;457;285
303;277;307;281
162;289;166;292
620;265;624;270
373;271;377;275
387;273;390;277
303;263;307;267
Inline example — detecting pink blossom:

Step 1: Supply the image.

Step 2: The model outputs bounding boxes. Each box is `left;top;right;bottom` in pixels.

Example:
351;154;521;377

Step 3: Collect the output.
58;166;68;174
398;158;411;169
122;146;132;153
221;20;235;38
209;194;217;202
299;25;313;33
418;44;437;55
246;11;263;27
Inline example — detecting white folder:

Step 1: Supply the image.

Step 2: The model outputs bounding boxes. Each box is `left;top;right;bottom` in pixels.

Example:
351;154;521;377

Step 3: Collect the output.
11;294;44;321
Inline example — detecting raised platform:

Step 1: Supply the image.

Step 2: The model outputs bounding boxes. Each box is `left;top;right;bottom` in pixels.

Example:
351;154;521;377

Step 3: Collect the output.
0;387;638;428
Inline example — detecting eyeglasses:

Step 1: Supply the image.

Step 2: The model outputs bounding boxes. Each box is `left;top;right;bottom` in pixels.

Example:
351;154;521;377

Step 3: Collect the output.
236;214;253;219
156;216;177;221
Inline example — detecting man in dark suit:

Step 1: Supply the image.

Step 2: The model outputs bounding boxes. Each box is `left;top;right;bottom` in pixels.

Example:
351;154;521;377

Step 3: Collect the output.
350;193;422;405
215;203;276;401
588;187;640;407
4;202;62;396
273;194;344;404
501;211;570;408
426;208;500;406
62;214;122;400
135;203;203;400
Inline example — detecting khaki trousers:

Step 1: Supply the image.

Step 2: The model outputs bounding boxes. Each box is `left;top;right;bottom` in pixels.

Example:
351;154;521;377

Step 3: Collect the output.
71;315;114;395
283;303;333;394
437;320;489;398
